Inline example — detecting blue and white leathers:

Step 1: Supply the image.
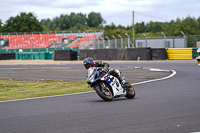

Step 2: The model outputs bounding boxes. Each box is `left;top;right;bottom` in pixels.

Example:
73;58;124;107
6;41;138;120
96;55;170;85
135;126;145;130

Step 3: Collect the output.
87;67;126;98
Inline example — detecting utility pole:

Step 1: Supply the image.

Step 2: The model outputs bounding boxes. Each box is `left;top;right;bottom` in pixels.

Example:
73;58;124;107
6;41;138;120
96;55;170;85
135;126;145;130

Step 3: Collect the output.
132;10;135;47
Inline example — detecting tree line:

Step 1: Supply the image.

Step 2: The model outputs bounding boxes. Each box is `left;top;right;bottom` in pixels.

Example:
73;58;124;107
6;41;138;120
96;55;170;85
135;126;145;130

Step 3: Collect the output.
0;12;105;33
1;12;200;39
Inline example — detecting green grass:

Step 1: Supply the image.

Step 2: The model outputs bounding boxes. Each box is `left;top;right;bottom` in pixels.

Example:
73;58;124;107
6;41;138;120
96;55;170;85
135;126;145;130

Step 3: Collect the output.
0;80;93;101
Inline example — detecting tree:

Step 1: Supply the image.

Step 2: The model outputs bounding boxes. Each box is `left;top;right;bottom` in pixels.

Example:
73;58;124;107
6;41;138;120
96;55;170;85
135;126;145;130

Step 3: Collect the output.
87;12;106;28
0;19;3;32
41;18;53;30
58;14;70;30
145;21;162;33
181;16;199;35
117;24;126;29
197;17;200;34
40;12;105;31
41;12;88;31
67;12;87;29
2;12;43;32
135;22;146;33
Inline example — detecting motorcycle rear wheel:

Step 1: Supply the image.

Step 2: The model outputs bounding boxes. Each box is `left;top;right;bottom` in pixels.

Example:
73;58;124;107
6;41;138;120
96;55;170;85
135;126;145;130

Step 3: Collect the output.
95;82;113;101
125;85;136;99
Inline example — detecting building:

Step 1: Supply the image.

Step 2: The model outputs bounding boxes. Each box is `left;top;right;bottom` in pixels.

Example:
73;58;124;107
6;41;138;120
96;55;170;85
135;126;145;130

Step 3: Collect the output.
135;37;186;48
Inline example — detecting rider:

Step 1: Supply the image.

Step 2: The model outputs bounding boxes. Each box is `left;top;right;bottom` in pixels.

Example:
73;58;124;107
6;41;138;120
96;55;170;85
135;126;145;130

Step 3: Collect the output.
197;48;200;56
196;48;200;66
83;57;126;85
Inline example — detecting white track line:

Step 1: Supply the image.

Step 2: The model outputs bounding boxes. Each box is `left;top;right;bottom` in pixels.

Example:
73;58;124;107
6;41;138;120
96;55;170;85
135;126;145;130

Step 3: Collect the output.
0;69;176;103
132;69;176;86
0;91;95;103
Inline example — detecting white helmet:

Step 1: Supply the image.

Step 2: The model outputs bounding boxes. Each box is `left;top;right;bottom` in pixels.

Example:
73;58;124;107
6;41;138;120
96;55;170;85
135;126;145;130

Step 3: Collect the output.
197;48;200;53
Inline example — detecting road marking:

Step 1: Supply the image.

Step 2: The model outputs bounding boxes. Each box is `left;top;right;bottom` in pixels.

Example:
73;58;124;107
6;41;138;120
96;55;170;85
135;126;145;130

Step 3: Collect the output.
0;91;95;103
132;69;176;86
134;67;171;72
0;69;176;103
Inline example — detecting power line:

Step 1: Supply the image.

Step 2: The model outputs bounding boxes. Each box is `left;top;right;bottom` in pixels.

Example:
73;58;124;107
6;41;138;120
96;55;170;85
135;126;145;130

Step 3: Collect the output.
134;11;169;21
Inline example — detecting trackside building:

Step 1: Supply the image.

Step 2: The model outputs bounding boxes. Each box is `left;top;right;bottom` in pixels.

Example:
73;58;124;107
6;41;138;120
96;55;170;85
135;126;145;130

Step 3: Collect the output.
135;37;186;48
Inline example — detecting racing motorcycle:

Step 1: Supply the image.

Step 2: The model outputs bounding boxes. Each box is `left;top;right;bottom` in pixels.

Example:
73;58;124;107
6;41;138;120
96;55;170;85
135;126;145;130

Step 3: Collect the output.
196;56;200;67
196;48;200;67
87;67;135;101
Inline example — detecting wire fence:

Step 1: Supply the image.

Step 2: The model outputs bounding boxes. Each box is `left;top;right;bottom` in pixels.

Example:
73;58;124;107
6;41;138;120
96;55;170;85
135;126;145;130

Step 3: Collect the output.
79;38;134;49
1;31;200;54
187;34;200;47
0;30;104;36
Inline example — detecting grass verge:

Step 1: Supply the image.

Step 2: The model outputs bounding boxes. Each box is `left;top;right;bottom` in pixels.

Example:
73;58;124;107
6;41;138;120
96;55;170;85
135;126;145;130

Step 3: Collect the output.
0;80;92;101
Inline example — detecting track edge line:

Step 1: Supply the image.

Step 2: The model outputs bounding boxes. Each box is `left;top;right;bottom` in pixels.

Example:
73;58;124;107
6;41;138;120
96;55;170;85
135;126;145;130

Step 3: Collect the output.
0;69;176;103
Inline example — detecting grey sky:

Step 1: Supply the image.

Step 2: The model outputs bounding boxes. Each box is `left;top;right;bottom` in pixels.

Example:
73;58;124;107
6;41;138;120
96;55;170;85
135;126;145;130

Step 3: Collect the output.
0;0;200;26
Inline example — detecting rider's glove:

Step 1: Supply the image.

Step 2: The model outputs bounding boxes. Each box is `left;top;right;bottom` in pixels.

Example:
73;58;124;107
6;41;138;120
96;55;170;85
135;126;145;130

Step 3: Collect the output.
97;67;103;72
108;69;113;73
97;67;106;72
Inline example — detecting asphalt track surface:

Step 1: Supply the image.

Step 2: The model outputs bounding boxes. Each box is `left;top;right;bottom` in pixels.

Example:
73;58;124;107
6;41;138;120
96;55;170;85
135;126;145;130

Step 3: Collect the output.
0;64;171;83
0;60;200;133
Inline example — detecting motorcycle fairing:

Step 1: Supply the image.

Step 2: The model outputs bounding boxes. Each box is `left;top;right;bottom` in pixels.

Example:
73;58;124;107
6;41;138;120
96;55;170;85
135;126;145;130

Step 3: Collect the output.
101;74;126;97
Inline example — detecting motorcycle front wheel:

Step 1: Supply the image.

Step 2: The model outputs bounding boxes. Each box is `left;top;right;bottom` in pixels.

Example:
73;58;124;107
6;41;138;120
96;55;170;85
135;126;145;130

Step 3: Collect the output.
125;85;136;99
95;82;113;101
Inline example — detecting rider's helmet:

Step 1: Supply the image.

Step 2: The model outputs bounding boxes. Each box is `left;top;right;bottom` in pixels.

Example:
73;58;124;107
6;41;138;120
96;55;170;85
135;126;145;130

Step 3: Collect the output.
83;57;94;70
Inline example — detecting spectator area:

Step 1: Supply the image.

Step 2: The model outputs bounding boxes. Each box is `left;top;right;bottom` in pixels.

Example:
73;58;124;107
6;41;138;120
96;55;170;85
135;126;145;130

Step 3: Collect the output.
0;32;102;49
69;34;101;48
0;34;76;49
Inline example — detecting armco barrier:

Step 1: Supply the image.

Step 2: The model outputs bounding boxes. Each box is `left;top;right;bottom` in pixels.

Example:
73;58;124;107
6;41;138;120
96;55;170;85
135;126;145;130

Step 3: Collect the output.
80;48;152;60
0;53;15;60
53;50;77;60
151;48;168;60
166;48;193;59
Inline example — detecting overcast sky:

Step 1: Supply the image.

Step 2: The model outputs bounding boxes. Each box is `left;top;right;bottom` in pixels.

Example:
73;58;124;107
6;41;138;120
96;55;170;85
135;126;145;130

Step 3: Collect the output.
1;0;200;26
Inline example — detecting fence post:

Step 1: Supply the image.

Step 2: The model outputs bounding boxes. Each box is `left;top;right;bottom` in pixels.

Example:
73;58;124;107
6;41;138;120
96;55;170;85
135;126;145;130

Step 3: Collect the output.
78;39;81;49
105;36;110;48
118;35;123;48
100;37;105;49
180;31;186;48
112;35;117;48
125;33;130;48
142;33;147;47
161;32;166;48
